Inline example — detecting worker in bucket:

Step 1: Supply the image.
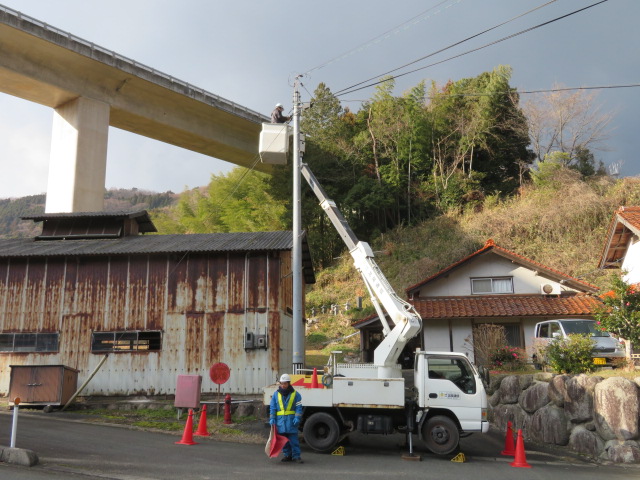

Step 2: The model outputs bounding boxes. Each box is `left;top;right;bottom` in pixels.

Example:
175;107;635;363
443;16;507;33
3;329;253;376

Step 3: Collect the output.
269;373;303;463
270;103;290;123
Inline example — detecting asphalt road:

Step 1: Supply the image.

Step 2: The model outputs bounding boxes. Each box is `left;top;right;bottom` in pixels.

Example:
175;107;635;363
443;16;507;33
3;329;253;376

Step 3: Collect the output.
1;410;639;480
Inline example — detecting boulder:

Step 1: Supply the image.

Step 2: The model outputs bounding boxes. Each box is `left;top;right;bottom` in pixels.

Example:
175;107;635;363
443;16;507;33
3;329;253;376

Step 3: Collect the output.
594;377;640;441
488;390;501;407
488;373;509;395
548;374;569;407
565;374;602;423
517;374;534;391
568;425;603;458
499;375;522;404
605;440;640;464
519;382;549;413
491;403;527;432
529;405;569;445
533;372;554;383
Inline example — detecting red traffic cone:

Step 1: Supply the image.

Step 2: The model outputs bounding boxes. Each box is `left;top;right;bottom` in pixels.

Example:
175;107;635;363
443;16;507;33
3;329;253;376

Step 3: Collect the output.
509;429;531;468
195;404;210;437
175;409;199;445
501;420;515;456
311;368;319;388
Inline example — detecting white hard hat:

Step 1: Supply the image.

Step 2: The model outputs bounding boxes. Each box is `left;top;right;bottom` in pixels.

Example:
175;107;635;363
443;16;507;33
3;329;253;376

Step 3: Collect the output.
275;103;283;108
279;373;291;383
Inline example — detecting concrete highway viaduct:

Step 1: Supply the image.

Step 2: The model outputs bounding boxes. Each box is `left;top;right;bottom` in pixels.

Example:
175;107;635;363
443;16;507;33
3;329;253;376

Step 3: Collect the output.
0;5;269;212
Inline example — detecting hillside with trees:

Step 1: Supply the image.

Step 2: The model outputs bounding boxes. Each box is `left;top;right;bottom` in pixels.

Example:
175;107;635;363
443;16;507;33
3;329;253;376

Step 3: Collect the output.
0;188;177;238
150;66;620;348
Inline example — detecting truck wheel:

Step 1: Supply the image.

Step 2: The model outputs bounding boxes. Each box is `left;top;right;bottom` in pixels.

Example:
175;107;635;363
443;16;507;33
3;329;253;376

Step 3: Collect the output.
302;412;340;453
422;415;459;455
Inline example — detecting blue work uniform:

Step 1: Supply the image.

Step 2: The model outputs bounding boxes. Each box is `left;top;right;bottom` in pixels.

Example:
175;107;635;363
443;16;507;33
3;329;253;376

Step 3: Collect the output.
269;387;303;459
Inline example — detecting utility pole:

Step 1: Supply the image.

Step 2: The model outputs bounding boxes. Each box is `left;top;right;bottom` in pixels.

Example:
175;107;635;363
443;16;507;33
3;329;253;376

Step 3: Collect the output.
291;78;304;374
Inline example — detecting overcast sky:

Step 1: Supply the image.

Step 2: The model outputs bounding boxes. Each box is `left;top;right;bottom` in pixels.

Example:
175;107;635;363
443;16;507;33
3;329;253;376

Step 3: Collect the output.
0;0;638;199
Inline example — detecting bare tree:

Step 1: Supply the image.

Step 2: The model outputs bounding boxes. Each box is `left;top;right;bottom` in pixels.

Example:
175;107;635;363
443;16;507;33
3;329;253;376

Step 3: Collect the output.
523;85;614;164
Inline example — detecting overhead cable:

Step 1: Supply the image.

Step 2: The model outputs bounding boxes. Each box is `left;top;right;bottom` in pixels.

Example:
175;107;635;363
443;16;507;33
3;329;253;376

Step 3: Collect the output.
336;0;609;97
334;0;557;96
302;0;461;76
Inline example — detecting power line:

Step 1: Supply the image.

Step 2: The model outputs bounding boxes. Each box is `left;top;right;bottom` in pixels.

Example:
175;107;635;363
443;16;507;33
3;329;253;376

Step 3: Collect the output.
302;0;462;76
307;83;639;111
334;0;558;96
336;0;609;97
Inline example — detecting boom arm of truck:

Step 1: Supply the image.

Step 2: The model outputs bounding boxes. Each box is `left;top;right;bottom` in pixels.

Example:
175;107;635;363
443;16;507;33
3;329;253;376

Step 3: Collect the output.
300;163;422;368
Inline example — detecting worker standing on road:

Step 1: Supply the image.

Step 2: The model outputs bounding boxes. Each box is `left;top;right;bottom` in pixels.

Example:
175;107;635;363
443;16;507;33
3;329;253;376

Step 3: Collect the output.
269;373;303;463
271;103;290;123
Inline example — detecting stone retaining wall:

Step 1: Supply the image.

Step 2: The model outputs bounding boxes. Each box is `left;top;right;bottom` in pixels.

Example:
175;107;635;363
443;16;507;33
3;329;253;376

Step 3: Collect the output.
488;372;640;463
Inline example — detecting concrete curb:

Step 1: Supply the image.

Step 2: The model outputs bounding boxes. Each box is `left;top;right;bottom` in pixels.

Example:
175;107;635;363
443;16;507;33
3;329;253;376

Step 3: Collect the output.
0;446;39;467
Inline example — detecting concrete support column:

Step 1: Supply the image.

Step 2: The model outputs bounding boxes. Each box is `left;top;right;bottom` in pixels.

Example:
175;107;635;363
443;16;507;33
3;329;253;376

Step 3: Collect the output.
45;96;110;213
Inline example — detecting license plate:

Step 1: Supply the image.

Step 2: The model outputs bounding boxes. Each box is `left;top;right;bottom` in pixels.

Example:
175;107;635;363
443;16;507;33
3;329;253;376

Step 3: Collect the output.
593;357;606;365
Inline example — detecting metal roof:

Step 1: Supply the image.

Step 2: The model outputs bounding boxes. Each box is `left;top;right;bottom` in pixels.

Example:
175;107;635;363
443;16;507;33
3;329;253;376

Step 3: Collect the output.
0;230;315;283
22;210;157;234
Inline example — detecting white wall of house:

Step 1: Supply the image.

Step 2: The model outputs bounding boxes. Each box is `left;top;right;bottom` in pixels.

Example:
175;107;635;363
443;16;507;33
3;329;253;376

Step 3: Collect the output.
621;236;640;284
415;253;576;297
422;317;542;361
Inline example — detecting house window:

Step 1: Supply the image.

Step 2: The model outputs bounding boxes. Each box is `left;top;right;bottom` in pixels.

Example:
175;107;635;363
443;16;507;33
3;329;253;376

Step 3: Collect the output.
0;333;59;352
91;331;162;352
471;277;513;294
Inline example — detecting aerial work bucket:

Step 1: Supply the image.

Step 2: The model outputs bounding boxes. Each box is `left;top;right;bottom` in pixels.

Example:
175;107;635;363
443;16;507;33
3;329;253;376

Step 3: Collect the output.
259;123;291;165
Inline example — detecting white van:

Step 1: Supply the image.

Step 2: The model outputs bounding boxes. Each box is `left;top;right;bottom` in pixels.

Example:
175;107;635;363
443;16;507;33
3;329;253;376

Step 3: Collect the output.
532;319;626;367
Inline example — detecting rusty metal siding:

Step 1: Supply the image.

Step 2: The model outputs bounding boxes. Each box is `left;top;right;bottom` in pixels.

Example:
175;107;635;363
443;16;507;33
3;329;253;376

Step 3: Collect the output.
146;256;167;331
43;259;66;332
105;257;129;331
5;259;27;330
227;254;245;313
0;260;8;324
247;255;267;310
0;249;296;395
205;256;228;312
127;256;149;330
205;312;224;366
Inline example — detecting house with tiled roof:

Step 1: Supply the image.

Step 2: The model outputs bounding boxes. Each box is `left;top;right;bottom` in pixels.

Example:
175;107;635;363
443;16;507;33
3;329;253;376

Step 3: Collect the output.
353;239;602;365
598;206;640;283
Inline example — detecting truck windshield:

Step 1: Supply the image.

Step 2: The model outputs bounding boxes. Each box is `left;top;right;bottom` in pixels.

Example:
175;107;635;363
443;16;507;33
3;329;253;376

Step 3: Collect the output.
560;320;610;338
427;357;476;394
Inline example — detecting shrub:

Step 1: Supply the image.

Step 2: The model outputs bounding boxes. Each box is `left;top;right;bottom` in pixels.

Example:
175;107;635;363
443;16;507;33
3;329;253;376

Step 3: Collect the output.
465;324;507;366
544;334;596;374
488;345;527;371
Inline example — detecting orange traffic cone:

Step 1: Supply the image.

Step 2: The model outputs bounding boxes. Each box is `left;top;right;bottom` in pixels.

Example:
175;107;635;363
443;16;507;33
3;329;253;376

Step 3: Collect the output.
501;421;515;456
311;368;319;388
175;409;199;445
195;404;210;437
509;429;531;468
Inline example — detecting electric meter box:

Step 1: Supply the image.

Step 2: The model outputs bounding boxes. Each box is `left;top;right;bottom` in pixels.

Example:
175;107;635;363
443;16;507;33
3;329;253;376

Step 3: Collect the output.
259;123;291;165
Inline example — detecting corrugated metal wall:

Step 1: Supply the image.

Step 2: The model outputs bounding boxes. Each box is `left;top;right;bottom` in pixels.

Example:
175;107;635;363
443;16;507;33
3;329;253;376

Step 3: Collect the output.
0;251;294;395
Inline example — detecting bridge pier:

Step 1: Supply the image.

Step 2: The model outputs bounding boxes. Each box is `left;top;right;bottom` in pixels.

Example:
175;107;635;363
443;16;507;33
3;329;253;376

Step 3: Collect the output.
45;97;109;213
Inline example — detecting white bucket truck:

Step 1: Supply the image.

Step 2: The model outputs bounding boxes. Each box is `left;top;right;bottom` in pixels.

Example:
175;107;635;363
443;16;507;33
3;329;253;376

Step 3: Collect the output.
261;105;489;455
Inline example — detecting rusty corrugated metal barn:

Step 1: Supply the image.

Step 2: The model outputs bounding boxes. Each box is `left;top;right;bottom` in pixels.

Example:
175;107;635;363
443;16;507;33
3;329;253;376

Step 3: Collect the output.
0;211;314;396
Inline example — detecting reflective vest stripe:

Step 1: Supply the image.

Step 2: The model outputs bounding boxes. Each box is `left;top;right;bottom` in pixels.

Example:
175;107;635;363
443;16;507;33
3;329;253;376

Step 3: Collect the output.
276;391;296;416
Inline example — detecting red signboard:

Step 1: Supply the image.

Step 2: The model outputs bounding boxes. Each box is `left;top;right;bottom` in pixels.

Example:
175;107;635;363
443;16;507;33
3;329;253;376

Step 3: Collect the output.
209;362;230;385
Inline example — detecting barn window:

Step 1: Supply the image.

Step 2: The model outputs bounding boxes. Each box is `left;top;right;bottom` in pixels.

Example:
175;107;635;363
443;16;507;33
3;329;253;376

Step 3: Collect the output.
91;331;162;352
0;333;59;352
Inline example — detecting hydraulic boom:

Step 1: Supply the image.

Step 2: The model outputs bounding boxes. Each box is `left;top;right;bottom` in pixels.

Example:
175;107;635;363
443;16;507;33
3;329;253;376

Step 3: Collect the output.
300;163;421;370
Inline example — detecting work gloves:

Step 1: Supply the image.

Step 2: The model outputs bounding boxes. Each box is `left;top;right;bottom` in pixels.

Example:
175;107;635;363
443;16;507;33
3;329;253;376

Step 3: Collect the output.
293;417;300;427
269;418;276;426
